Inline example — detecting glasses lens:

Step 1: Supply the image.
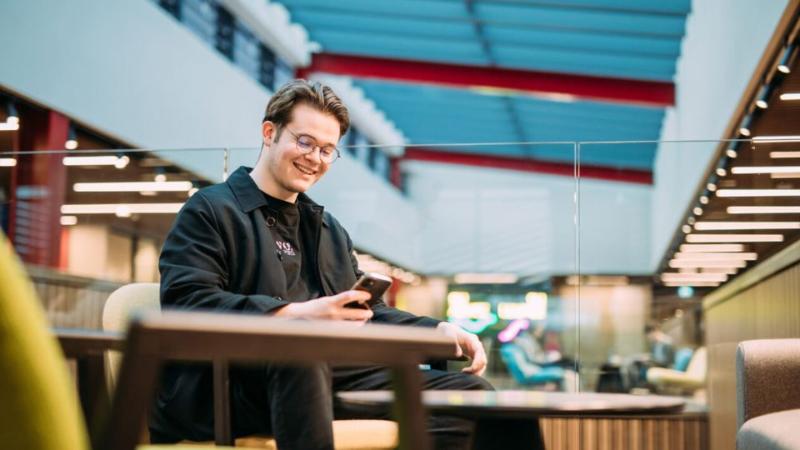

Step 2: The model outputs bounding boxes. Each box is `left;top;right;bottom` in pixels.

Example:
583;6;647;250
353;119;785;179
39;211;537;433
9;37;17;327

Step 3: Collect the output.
296;135;314;151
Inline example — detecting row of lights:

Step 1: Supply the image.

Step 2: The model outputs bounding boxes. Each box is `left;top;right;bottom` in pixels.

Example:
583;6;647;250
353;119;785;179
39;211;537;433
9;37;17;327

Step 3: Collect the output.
661;41;800;288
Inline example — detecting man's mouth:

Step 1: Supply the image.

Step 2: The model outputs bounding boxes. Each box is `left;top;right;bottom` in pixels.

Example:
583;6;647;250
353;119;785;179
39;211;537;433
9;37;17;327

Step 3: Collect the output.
293;162;317;176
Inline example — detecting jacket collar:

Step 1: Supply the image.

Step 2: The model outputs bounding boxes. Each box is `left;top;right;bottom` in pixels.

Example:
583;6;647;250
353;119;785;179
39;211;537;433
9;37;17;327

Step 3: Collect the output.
227;166;327;225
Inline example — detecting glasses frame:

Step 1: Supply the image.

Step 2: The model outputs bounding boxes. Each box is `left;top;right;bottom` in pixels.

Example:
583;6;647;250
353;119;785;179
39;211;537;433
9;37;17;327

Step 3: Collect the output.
284;128;341;164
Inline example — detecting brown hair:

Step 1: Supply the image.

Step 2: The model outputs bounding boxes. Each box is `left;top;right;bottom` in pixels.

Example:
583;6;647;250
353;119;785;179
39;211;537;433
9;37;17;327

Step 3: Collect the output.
262;79;350;139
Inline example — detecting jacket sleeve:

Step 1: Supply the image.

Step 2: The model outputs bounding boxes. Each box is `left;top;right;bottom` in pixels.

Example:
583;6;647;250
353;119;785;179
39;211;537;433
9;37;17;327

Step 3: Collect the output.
345;230;441;328
159;192;289;314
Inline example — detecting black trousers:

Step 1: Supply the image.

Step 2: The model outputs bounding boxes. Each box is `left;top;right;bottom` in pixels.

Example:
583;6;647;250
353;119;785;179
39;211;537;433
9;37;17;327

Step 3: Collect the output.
152;363;544;450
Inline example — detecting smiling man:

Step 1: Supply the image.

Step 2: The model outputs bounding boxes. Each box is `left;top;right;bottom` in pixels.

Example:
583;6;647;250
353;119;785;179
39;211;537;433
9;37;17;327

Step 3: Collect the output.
152;80;520;450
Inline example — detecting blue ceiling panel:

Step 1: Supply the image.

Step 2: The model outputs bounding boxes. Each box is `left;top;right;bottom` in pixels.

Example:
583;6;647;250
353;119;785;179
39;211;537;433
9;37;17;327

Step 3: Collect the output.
290;10;477;40
277;0;470;19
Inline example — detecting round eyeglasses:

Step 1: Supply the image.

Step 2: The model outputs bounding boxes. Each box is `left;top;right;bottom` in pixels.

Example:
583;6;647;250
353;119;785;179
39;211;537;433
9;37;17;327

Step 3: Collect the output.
285;129;340;164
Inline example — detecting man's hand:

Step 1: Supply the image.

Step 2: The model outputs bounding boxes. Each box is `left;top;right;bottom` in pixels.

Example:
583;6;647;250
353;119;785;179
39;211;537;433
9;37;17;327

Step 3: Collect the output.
273;290;373;323
436;322;488;376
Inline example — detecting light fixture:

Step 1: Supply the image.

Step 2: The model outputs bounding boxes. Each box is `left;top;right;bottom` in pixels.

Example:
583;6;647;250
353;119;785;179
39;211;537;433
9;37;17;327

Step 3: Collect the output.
771;151;800;158
60;216;78;226
661;272;728;282
453;273;518;284
60;203;184;215
739;127;751;137
0;122;19;131
5;100;18;125
682;224;692;233
686;234;784;243
63;155;130;168
677;286;695;298
680;243;745;252
777;43;797;74
731;166;800;174
669;259;747;269
687;217;696;225
664;281;721;287
707;183;717;192
716;168;727;177
754;85;770;109
0;158;16;167
753;135;800;143
717;189;800;197
728;206;800;214
726;149;738;158
154;173;167;183
693;207;703;215
693;221;800;230
700;195;709;204
781;93;800;101
770;172;800;179
65;125;78;150
73;181;193;192
673;252;757;261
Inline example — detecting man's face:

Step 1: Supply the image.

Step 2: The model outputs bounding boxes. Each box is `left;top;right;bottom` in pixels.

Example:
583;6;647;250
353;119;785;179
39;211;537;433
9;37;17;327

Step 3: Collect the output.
261;103;340;197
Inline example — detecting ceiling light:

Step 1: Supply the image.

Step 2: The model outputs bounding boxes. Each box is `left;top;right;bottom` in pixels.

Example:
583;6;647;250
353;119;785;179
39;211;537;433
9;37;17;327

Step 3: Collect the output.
65;125;78;150
63;155;130;167
717;189;800;197
664;281;721;287
154;173;167;183
739;127;751;137
771;151;800;158
60;216;78;226
693;207;703;215
0;122;20;131
5;100;18;125
716;168;727;176
771;172;800;179
453;273;518;284
699;267;739;274
728;206;800;214
731;166;800;174
700;195;709;204
694;221;800;230
753;135;800;143
673;252;757;261
680;244;745;252
781;93;800;101
726;149;738;158
73;181;193;192
686;234;784;243
60;203;184;215
669;259;747;269
682;224;692;233
707;183;717;191
687;217;696;225
661;272;728;282
777;43;797;74
0;158;16;167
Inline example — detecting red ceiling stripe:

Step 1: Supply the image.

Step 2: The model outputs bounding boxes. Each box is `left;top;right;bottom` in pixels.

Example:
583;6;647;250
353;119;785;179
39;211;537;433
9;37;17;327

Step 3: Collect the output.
298;53;674;108
403;148;653;185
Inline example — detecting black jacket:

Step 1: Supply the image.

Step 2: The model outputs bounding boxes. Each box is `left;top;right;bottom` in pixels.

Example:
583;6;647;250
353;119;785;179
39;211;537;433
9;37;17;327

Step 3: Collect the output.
151;166;439;441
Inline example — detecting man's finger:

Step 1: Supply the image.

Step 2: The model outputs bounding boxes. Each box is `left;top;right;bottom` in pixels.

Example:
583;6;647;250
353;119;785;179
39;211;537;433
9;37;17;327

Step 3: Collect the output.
340;308;373;322
332;290;371;306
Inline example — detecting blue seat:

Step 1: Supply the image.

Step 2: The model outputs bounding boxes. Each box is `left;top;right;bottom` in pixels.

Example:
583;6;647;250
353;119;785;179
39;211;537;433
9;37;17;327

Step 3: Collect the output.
500;343;564;386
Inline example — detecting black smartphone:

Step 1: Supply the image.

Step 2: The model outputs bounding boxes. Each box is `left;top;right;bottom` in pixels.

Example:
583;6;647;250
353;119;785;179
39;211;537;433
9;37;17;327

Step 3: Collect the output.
346;272;393;309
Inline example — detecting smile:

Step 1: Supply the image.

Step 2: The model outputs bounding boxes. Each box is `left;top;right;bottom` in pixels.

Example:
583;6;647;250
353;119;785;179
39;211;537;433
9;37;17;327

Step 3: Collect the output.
293;162;317;176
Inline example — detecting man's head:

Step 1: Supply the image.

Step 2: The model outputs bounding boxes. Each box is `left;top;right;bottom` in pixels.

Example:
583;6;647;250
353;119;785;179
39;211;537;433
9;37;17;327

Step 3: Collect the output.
254;79;350;201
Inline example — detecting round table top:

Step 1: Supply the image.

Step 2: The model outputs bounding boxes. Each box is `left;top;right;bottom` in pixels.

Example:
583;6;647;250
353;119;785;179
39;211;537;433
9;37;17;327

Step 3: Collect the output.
338;390;686;419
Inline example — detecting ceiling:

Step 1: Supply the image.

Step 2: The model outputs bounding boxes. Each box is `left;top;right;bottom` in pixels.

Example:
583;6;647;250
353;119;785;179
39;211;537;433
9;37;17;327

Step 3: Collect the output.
275;0;692;173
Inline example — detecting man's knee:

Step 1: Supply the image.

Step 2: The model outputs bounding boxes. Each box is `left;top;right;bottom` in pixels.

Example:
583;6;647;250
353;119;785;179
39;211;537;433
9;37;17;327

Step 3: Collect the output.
461;373;495;391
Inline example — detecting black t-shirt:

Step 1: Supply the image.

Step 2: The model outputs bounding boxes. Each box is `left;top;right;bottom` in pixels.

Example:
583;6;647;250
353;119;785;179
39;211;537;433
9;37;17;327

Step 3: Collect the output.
262;193;321;302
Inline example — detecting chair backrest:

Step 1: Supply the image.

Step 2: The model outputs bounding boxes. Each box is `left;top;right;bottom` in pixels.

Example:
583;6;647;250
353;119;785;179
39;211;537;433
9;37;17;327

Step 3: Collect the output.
0;233;89;450
672;347;694;371
102;283;161;389
685;346;707;379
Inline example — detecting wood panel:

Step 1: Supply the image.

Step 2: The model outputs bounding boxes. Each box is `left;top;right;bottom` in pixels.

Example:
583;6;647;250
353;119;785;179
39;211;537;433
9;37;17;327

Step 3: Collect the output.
705;261;800;450
540;413;707;450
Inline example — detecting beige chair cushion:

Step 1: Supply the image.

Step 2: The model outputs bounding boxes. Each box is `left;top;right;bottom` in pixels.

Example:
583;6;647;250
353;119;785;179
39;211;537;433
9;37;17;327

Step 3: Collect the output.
738;408;800;450
234;419;398;450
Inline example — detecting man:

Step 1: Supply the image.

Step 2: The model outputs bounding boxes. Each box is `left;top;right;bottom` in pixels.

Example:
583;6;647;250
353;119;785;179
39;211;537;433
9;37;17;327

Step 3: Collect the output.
151;80;497;449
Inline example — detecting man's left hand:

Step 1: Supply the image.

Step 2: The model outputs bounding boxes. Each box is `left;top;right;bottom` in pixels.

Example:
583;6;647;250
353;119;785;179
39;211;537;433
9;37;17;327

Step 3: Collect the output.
436;322;488;376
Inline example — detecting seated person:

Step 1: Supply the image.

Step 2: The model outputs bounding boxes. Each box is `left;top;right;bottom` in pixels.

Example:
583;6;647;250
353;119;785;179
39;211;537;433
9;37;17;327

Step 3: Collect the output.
151;79;542;450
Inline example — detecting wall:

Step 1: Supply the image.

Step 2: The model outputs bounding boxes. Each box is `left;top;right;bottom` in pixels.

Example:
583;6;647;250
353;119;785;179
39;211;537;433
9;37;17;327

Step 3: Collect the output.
651;0;789;266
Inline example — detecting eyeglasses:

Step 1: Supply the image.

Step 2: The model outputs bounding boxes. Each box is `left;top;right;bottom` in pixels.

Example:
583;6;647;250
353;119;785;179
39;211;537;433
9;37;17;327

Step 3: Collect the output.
285;128;340;164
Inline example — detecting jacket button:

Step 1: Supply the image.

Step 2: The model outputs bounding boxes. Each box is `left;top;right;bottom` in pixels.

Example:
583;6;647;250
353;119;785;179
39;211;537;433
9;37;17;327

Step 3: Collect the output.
266;216;276;227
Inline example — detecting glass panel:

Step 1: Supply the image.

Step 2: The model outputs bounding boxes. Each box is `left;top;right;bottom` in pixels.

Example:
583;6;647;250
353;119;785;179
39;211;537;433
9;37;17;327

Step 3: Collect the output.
0;147;225;330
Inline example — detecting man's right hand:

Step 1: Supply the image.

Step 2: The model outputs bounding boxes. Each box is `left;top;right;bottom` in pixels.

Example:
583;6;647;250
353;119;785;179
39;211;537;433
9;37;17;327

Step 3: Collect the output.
273;290;373;323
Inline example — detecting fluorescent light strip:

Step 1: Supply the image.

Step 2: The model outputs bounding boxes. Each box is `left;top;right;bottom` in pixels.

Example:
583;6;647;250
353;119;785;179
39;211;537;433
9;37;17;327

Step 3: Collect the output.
0;158;16;167
753;135;800;143
673;252;756;261
73;181;193;192
686;234;784;243
679;244;744;252
669;259;747;269
716;189;800;197
661;272;728;282
664;281;721;287
694;221;800;230
453;273;518;284
0;122;20;131
60;215;78;226
731;166;800;174
770;151;800;159
771;173;800;179
63;156;130;167
728;206;800;214
61;203;184;214
780;93;800;100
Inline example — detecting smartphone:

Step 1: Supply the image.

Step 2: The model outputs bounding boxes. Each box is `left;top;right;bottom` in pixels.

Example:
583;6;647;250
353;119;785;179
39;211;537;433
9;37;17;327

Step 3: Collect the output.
346;272;393;309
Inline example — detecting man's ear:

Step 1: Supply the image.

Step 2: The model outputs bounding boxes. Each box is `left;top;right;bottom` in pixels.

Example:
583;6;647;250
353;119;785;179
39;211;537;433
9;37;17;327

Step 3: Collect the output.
262;121;277;145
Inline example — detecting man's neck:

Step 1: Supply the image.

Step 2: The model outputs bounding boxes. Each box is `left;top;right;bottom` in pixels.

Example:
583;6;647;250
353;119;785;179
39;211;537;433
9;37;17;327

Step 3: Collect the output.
249;165;298;203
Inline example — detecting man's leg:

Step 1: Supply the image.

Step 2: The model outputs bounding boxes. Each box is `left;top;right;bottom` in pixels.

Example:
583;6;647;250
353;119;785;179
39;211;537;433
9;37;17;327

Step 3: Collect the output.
332;365;496;450
231;363;335;450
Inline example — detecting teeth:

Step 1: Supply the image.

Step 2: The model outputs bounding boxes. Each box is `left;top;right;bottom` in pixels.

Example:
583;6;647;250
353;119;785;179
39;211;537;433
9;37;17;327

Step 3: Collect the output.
294;163;315;175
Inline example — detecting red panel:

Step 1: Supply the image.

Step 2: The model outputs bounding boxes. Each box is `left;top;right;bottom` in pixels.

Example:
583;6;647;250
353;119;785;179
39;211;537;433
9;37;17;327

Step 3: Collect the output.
403;148;652;185
298;53;674;107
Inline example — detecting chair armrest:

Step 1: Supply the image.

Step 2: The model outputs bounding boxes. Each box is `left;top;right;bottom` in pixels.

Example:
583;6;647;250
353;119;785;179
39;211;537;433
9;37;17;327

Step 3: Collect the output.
99;310;456;450
737;339;800;428
53;328;124;357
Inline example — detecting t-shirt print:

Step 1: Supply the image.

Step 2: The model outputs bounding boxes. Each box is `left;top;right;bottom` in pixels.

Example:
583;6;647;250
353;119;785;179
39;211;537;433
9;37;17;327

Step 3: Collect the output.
275;240;296;256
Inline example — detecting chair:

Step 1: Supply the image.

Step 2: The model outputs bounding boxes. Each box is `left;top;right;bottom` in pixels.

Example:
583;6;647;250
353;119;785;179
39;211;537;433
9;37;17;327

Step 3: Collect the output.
101;283;400;449
646;346;707;393
499;343;564;387
737;339;800;450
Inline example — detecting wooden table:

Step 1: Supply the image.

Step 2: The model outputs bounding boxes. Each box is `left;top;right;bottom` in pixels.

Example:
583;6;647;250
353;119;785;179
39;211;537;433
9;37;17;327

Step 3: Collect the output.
338;390;686;450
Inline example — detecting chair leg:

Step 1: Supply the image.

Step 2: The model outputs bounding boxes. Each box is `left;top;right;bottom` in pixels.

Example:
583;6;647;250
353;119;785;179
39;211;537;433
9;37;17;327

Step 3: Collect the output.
391;364;431;450
213;359;233;446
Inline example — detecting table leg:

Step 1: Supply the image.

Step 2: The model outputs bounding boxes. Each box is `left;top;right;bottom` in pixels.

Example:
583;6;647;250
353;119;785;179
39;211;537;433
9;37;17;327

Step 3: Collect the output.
471;417;545;450
77;354;109;428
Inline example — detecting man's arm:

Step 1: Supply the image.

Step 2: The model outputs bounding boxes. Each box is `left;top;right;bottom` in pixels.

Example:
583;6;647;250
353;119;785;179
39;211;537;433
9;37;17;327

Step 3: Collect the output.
160;192;288;314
